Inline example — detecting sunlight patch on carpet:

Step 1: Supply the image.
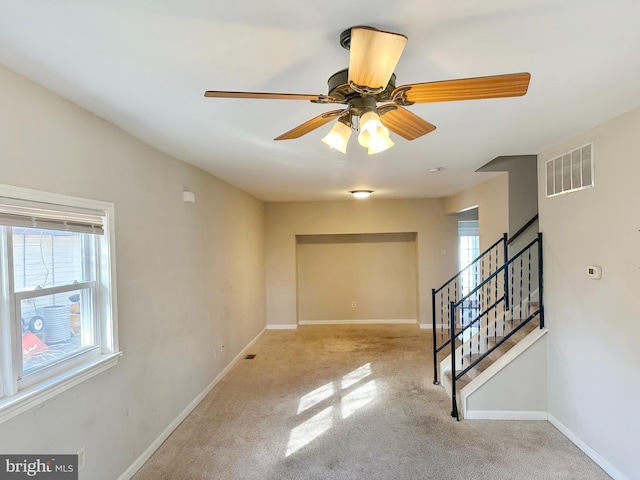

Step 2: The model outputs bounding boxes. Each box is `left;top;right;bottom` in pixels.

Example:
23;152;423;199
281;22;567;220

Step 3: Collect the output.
286;406;334;456
286;363;378;457
297;382;335;414
341;379;377;419
341;362;372;389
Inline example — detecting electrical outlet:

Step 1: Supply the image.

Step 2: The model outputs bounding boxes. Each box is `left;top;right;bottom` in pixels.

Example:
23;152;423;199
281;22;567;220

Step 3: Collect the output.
351;301;356;308
77;446;86;471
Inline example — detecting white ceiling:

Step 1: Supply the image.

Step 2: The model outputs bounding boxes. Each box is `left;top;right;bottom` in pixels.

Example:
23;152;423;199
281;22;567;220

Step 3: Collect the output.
1;0;639;201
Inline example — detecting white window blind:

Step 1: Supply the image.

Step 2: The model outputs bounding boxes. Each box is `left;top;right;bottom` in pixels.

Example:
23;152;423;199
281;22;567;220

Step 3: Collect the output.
0;197;104;235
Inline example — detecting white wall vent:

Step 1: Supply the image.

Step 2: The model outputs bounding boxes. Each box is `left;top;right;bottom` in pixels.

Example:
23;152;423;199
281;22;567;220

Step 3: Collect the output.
545;142;593;197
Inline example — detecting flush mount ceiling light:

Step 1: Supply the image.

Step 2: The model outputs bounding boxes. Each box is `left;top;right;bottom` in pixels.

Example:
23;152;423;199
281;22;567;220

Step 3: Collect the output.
350;190;373;199
427;167;444;173
205;26;531;155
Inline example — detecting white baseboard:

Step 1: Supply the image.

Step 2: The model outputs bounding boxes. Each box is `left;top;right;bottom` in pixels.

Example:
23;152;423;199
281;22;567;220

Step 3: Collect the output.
465;410;548;420
266;324;298;330
117;327;267;480
298;319;416;325
420;323;447;329
548;414;629;480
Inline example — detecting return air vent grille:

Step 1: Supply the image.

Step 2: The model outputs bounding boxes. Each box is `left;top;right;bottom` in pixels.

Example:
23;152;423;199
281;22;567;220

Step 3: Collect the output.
546;142;593;197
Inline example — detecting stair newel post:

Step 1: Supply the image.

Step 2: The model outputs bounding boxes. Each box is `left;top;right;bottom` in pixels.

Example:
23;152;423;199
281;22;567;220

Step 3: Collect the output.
503;232;510;310
450;301;459;420
537;232;545;328
432;288;439;385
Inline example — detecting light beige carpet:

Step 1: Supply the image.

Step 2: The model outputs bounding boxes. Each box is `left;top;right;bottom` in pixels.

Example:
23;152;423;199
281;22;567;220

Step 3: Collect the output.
133;325;609;479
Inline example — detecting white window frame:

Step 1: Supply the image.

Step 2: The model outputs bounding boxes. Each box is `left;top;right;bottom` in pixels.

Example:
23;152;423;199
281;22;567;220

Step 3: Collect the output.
0;184;121;424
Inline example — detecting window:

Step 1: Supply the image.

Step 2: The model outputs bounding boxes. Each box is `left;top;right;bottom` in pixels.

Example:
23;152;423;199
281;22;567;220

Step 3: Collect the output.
458;220;480;336
0;184;120;423
458;220;480;297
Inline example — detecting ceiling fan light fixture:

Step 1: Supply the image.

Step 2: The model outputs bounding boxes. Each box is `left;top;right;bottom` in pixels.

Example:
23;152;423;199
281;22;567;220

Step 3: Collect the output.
367;134;394;155
358;110;386;145
350;190;373;199
321;119;352;154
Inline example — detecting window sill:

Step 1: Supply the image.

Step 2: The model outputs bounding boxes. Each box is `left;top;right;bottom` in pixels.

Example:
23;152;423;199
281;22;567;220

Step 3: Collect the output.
0;351;122;425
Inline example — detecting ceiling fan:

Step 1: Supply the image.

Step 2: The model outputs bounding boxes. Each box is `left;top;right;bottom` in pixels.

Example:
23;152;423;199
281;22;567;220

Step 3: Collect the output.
204;26;531;154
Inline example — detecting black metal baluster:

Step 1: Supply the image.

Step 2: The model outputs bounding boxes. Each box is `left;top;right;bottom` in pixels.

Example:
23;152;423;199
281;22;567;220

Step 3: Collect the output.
510;261;515;329
432;288;438;385
538;233;545;328
454;277;458;309
440;291;444;343
460;300;465;368
502;291;507;337
528;246;532;322
447;285;451;342
488;250;493;340
494;246;499;337
450;301;459;420
468;300;473;361
503;233;510;310
519;254;523;330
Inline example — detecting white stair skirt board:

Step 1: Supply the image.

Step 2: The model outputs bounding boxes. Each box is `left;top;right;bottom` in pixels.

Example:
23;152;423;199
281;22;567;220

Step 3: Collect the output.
267;324;298;330
460;328;548;420
548;414;630;480
118;327;267;480
298;319;416;326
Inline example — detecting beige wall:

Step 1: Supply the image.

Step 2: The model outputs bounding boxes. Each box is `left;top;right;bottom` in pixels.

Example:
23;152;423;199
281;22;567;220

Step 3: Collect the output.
444;174;509;251
539;106;640;479
478;155;538;237
265;199;458;327
297;234;417;322
0;65;265;480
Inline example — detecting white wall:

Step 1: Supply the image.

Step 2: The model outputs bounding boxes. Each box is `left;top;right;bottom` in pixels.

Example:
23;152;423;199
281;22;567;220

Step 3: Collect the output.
464;332;548;419
539;107;640;480
265;199;458;327
477;155;538;238
0;65;266;479
444;174;509;251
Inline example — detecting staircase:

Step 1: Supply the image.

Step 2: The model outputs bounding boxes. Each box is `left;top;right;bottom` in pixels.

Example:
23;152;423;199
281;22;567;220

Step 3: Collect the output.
432;221;547;420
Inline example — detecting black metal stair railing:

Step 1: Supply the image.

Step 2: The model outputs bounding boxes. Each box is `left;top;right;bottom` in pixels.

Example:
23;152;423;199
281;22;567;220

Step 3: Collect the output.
449;233;544;420
431;233;508;385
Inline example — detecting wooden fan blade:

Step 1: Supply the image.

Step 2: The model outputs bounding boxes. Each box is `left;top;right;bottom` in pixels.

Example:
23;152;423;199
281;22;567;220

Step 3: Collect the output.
274;110;345;140
204;90;332;102
392;72;531;105
378;105;436;141
348;27;407;93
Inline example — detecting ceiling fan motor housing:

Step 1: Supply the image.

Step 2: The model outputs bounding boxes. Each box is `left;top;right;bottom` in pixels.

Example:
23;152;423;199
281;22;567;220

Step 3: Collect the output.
339;27;356;50
327;68;397;104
